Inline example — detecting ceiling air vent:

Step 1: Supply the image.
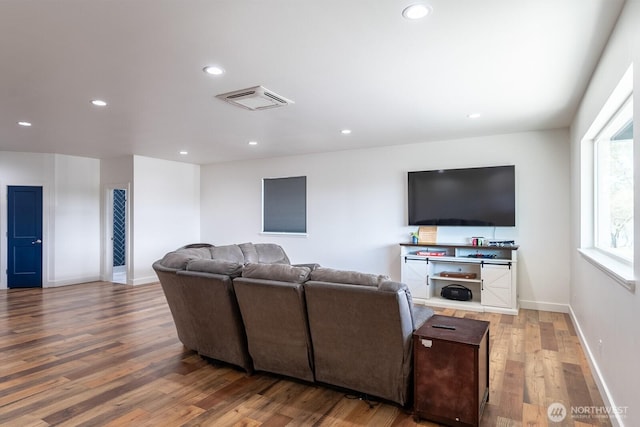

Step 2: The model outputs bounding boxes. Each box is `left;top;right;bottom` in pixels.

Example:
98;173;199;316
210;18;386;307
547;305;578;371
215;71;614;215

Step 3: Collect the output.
215;85;294;111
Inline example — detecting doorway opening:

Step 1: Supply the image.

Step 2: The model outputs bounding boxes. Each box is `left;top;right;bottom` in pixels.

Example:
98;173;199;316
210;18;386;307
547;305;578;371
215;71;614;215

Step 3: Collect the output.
106;187;128;284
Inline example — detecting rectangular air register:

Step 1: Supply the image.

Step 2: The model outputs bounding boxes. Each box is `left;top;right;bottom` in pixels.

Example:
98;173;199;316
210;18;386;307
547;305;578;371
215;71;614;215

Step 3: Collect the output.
215;85;294;111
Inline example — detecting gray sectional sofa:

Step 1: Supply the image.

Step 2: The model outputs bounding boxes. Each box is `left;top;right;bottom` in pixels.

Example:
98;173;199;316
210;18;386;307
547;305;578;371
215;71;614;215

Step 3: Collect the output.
152;242;433;406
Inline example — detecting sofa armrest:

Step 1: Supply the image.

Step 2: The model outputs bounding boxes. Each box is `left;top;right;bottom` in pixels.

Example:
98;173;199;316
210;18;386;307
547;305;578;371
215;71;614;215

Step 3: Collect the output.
153;260;179;273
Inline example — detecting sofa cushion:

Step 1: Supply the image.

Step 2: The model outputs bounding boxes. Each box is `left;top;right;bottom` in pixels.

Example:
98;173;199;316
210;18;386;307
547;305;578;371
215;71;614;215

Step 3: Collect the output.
210;244;245;264
238;242;259;264
176;247;212;259
186;259;243;277
310;267;388;287
242;263;311;284
254;243;290;264
160;251;194;269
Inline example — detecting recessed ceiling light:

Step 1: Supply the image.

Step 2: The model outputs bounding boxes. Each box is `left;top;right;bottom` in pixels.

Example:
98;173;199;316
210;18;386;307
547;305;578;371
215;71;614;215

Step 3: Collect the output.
91;99;107;107
179;151;188;155
467;113;481;119
248;141;258;146
402;4;432;20
203;65;225;76
17;121;32;127
341;129;352;135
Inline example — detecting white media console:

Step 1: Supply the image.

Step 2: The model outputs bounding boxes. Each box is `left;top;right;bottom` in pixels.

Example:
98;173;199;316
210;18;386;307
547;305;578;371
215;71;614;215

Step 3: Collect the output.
400;243;519;315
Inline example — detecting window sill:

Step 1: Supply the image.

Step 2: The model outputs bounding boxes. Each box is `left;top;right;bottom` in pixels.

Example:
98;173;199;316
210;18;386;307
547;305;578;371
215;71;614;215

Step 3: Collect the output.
578;248;635;293
260;231;308;237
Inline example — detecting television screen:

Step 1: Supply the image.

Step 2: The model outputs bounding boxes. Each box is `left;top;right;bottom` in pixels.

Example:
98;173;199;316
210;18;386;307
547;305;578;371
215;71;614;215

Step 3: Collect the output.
408;165;515;226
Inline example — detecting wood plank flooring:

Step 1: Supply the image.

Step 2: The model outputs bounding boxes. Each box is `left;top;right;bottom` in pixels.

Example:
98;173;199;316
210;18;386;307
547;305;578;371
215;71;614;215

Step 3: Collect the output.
0;282;610;426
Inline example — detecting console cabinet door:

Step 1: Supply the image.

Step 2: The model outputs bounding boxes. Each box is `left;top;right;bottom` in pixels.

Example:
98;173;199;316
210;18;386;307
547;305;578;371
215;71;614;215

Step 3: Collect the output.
481;264;512;308
401;258;428;299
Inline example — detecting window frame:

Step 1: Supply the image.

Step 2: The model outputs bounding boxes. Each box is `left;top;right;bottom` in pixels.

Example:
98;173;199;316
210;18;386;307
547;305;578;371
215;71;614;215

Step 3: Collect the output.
579;64;634;292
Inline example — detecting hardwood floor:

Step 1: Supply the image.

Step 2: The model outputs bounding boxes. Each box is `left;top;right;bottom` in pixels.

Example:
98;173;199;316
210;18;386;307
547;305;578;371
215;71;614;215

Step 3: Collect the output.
0;282;610;427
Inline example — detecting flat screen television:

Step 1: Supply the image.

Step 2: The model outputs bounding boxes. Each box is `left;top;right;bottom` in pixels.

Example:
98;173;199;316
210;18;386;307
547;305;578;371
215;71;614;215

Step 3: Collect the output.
408;165;516;226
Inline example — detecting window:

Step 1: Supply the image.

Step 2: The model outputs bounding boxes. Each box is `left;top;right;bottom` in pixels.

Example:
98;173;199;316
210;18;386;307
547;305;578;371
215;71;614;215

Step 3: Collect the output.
262;176;307;234
594;96;634;263
579;64;634;291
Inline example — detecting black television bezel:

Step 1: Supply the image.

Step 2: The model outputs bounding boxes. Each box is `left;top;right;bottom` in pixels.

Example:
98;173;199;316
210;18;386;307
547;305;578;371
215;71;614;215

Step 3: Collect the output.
407;165;516;227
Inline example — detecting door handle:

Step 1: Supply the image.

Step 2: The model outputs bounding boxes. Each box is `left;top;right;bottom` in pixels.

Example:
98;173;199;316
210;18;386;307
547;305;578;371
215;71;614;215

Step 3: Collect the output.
32;239;42;244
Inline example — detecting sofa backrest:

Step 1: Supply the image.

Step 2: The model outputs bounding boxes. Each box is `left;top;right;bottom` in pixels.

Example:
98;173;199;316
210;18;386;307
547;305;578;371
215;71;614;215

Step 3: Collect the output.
233;275;314;382
175;270;253;372
309;267;389;287
152;261;252;372
209;244;245;263
303;279;416;405
156;243;292;275
245;243;291;264
153;261;200;352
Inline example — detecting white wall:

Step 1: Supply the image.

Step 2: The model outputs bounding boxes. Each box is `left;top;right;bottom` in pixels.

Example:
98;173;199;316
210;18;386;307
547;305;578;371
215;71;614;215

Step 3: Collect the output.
101;156;133;186
0;152;100;288
51;154;101;286
132;155;200;285
569;0;639;425
201;129;571;311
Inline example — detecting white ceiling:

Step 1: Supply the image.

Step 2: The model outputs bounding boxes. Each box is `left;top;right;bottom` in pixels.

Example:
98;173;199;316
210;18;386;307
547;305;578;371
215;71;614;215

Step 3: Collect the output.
0;0;625;165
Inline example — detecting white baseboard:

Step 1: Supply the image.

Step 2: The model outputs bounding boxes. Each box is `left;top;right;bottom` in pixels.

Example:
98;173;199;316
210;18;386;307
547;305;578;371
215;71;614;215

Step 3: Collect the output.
130;275;158;286
43;274;157;287
518;299;569;313
45;275;101;288
568;306;624;427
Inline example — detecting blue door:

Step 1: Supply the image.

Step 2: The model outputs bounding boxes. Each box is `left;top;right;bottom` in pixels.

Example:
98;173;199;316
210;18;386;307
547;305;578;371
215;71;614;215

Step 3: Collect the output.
7;186;43;288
